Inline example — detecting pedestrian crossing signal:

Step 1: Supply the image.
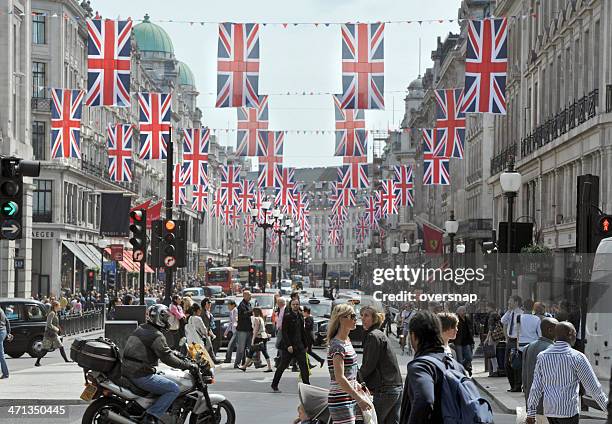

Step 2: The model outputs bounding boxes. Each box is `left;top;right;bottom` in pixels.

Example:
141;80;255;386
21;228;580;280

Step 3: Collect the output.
598;215;612;236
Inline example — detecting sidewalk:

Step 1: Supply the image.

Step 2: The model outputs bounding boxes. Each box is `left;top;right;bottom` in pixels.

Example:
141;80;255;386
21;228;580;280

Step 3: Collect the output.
471;358;608;420
0;330;105;406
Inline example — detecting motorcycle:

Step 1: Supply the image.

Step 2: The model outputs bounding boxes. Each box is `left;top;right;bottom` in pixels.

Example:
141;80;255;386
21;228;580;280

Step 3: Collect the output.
79;361;235;424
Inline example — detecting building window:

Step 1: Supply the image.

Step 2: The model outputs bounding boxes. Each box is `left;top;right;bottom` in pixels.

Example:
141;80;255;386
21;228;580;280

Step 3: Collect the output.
33;179;53;223
32;13;46;44
32;121;46;160
32;62;46;98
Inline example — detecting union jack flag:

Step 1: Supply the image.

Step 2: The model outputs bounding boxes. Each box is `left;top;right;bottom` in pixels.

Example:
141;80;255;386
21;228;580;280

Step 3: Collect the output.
328;228;340;245
138;93;172;160
216;23;260;108
379;179;398;215
423;129;450;185
250;189;266;221
462;18;508;114
244;215;256;242
173;164;188;206
364;196;380;229
182;128;210;185
393;164;414;207
237;95;268;156
334;178;356;208
275;167;295;207
237;179;254;214
339;23;385;110
340;163;369;189
334;95;367;156
434;89;465;158
212;188;225;218
221;203;238;227
356;215;369;243
51;89;85;159
315;235;323;253
107;124;133;182
220;165;242;207
85;19;132;107
191;184;209;214
257;131;284;188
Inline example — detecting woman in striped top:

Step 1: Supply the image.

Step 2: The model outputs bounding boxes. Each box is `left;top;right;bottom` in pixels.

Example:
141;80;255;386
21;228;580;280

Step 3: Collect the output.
327;303;372;424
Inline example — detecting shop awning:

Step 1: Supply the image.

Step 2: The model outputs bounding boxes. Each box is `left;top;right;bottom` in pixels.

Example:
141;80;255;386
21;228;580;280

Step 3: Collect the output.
64;241;98;269
81;244;103;268
104;248;155;273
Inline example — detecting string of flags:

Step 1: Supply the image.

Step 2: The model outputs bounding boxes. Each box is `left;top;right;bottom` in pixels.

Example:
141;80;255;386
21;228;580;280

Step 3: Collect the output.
47;14;511;251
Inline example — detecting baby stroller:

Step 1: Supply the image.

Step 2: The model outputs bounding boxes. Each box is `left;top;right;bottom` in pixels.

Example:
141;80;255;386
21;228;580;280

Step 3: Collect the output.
299;383;331;424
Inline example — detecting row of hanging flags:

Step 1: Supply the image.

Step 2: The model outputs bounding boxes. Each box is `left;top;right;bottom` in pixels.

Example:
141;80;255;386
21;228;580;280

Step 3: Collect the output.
49;16;508;250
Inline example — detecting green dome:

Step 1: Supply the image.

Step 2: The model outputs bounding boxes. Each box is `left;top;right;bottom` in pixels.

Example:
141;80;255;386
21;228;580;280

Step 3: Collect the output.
177;61;196;87
133;14;174;56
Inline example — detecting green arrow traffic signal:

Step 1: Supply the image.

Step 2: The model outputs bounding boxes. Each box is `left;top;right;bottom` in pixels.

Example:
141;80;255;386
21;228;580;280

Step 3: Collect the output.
0;201;18;217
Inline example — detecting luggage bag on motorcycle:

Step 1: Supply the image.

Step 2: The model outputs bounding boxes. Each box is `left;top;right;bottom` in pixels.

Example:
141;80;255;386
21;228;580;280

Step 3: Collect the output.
70;337;119;372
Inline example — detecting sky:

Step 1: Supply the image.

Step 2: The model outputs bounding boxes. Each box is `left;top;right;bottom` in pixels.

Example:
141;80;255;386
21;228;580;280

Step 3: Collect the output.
95;0;461;168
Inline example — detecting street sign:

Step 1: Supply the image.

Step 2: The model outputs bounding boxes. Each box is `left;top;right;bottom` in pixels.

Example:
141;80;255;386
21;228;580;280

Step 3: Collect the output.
14;258;24;269
110;244;124;261
133;249;144;262
164;256;176;267
1;201;18;217
0;218;21;240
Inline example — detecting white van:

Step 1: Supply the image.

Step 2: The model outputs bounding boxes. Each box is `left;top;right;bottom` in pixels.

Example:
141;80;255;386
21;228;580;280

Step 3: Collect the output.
586;237;612;383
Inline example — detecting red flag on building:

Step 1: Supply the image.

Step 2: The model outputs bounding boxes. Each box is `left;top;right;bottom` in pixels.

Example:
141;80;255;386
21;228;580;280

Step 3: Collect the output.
423;223;443;254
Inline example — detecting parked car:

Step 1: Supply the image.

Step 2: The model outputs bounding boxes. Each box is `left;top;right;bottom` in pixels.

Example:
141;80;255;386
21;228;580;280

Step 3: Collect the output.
0;298;48;358
181;287;206;297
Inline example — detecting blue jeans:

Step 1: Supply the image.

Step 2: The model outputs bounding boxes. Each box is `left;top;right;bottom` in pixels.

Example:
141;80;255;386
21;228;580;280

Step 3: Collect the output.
234;331;252;366
131;374;180;418
455;344;473;371
373;386;402;424
225;332;237;362
0;330;8;377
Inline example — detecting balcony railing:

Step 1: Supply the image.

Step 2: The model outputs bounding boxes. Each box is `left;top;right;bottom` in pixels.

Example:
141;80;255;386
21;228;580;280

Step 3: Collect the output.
490;144;516;176
521;89;599;158
31;97;51;112
33;211;52;223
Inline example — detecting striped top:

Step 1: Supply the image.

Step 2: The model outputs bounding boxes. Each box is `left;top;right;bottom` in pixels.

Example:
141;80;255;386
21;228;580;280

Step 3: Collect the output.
327;338;358;393
527;341;608;418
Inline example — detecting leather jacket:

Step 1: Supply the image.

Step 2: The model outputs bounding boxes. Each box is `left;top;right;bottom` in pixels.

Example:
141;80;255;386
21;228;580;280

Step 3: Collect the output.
358;325;403;391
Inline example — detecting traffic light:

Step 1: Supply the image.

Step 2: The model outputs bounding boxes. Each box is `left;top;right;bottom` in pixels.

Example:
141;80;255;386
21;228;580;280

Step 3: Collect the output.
596;215;612;237
129;209;147;261
248;265;256;287
151;219;187;268
0;157;40;241
161;219;177;268
86;269;95;290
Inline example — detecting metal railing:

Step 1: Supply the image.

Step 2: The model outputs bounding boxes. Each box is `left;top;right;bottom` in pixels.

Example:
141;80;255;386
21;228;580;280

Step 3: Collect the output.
521;89;599;158
59;308;105;336
31;97;51;112
490;144;516;176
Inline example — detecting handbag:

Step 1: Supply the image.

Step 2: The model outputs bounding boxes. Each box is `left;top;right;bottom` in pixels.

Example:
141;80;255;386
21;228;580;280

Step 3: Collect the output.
483;340;496;359
250;341;265;353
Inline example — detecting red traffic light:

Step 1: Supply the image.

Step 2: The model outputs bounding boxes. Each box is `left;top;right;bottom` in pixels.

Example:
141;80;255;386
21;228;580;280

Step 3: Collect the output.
165;220;176;231
249;268;255;273
87;271;94;278
599;216;612;235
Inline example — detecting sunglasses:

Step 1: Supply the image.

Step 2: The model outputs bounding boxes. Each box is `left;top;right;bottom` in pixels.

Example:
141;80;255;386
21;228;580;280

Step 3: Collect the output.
343;313;357;320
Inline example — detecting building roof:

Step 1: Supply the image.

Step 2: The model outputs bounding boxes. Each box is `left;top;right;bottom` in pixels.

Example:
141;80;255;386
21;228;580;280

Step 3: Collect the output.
133;14;175;56
177;61;196;87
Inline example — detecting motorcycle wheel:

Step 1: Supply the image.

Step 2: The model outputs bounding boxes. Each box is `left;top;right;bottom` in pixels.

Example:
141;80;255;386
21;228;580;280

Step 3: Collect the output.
81;397;128;424
189;399;236;424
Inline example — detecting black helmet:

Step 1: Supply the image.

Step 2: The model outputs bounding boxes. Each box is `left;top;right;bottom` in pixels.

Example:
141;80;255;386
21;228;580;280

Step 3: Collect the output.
147;304;171;330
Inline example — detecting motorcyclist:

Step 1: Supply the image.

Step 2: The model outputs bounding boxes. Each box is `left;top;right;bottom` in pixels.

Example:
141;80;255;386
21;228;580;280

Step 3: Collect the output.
122;304;197;424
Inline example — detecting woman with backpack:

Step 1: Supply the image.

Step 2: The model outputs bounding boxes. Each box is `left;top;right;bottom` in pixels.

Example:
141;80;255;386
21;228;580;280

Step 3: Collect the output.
399;310;493;424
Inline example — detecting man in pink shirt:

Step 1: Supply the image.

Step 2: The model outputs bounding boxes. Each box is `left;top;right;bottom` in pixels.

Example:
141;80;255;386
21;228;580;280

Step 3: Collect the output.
274;297;286;365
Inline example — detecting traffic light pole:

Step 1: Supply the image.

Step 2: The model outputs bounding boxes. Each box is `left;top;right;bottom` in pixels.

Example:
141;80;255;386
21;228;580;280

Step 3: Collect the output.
164;129;174;306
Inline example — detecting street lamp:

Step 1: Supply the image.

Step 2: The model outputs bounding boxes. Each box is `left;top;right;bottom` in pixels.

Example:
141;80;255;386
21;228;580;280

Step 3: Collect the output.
399;239;410;267
500;158;521;302
456;240;466;254
274;214;288;290
251;201;274;293
445;210;459;270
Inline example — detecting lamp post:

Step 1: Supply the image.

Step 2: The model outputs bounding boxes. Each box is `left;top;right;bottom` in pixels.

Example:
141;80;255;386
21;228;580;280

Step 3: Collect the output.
286;223;295;278
98;239;109;297
250;201;274;293
445;210;459;271
500;158;521;303
273;214;289;290
399;239;410;267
